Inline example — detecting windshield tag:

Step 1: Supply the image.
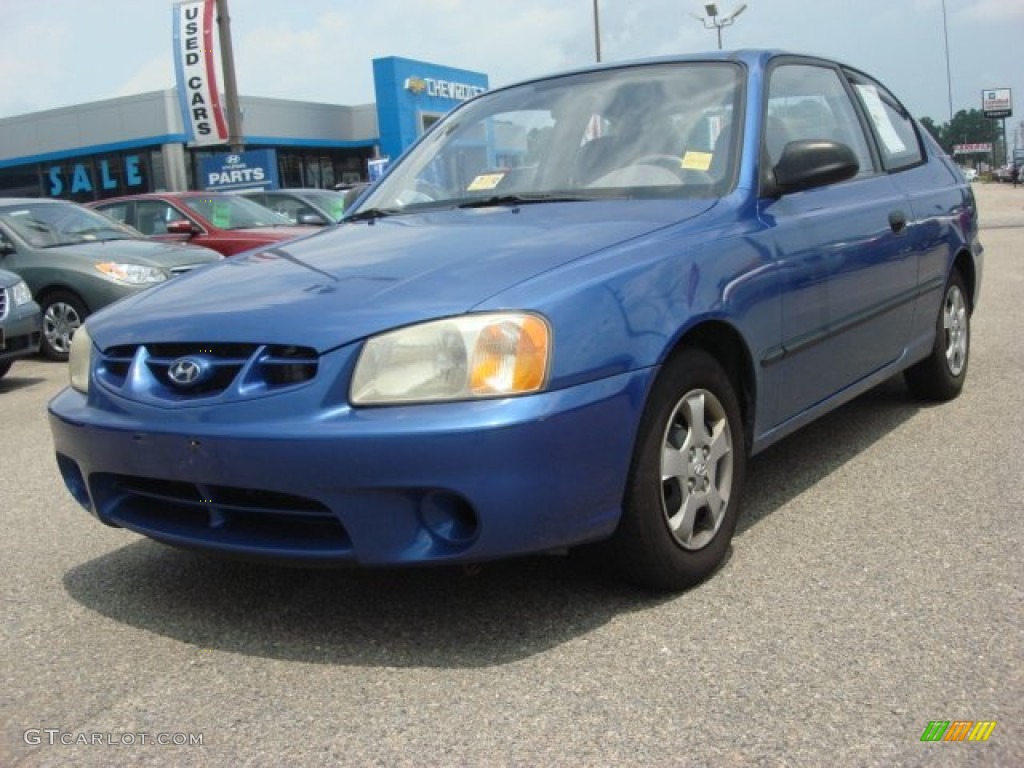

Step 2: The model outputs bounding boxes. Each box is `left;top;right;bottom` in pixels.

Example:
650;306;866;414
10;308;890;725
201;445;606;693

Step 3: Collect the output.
466;173;506;191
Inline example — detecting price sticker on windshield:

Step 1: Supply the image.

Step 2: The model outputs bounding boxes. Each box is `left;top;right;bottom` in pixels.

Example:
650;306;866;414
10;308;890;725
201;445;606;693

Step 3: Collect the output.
466;173;505;191
681;152;713;172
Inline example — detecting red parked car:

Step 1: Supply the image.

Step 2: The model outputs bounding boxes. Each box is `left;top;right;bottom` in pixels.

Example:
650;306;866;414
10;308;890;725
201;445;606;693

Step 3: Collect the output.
89;192;317;257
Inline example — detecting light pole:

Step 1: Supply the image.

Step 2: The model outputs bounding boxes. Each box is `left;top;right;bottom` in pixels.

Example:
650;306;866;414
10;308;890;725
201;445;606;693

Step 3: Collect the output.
215;0;244;153
941;0;953;123
593;0;602;62
693;3;747;50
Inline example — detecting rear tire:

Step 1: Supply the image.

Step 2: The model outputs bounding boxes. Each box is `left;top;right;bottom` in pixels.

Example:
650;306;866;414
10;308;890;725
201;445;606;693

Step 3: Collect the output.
608;348;746;591
904;269;970;401
0;361;11;380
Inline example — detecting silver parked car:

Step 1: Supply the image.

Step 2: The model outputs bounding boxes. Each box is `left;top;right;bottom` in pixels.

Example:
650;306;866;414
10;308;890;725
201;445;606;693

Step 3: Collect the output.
240;188;349;225
0;268;41;380
0;198;220;360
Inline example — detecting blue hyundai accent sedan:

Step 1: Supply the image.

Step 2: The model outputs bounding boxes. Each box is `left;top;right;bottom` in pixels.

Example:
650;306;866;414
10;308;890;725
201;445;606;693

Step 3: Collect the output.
49;51;983;590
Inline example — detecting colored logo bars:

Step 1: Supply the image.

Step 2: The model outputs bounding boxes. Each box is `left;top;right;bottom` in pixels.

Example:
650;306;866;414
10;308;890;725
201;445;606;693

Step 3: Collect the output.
920;720;997;742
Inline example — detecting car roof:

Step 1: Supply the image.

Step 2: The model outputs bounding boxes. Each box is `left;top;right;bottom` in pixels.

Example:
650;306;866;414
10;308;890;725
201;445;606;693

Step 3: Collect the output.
463;49;851;100
0;197;80;206
241;188;343;195
95;191;234;201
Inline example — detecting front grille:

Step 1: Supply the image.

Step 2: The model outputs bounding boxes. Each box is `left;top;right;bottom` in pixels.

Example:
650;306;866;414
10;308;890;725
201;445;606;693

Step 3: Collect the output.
97;342;319;401
0;287;8;321
91;474;351;554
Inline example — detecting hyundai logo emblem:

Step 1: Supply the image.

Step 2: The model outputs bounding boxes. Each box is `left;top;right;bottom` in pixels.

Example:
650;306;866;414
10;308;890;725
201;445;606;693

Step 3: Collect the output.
167;357;205;387
226;154;241;165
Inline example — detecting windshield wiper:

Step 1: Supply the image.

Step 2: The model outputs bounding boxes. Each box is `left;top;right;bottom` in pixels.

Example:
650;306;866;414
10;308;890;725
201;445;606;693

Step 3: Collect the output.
344;207;398;223
456;194;589;209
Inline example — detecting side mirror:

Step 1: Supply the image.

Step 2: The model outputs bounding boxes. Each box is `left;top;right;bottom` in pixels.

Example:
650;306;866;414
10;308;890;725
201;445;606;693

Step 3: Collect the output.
165;220;197;236
296;212;328;226
766;140;859;198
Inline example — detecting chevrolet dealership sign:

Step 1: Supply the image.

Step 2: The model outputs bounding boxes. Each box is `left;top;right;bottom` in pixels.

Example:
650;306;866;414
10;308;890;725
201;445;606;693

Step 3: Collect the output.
982;88;1012;119
404;76;486;102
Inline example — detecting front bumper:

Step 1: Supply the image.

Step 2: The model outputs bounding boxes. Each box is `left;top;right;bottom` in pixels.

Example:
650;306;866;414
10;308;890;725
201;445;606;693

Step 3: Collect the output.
48;366;652;566
0;301;42;363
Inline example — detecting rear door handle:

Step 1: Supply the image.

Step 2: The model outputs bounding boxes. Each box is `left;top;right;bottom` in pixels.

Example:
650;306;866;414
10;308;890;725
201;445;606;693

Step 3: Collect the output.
888;209;907;234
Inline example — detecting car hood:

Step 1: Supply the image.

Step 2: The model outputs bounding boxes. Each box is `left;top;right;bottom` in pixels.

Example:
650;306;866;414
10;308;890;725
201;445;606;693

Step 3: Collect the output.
52;238;219;266
87;200;716;352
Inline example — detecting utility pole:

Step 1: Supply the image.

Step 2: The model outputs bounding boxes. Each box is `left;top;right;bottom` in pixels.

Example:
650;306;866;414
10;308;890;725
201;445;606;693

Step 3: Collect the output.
215;0;244;153
593;0;602;62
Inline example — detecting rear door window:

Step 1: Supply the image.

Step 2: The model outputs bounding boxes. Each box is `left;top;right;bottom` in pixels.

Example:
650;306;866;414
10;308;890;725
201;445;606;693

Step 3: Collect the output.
845;70;924;172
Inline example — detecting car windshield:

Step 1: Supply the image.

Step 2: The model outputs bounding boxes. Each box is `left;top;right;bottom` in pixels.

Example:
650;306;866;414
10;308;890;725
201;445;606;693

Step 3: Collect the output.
0;202;142;247
360;61;742;216
183;195;295;230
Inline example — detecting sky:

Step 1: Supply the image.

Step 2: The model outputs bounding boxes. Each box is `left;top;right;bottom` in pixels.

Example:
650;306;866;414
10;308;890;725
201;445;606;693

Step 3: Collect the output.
0;0;1022;142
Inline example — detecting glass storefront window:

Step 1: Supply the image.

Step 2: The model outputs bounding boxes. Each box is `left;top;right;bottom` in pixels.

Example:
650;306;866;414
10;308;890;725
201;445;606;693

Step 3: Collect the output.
0;166;42;197
0;145;372;201
36;150;151;202
149;149;167;192
279;152;303;188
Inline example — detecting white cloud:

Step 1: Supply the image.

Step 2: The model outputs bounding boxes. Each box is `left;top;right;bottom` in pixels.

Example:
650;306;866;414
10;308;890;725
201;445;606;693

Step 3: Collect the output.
0;21;71;115
231;4;584;104
112;56;175;99
962;0;1024;20
0;0;1020;128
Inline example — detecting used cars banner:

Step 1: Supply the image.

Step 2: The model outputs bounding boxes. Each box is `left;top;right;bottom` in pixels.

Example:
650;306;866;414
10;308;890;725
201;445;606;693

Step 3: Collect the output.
172;0;228;147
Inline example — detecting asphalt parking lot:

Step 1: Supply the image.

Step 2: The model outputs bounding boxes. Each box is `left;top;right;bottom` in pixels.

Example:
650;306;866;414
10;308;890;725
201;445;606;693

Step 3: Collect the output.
2;183;1021;767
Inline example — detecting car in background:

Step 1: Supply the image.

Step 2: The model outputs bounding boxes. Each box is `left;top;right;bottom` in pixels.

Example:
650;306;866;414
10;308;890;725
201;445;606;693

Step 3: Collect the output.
0;268;41;380
49;51;982;590
89;192;317;257
0;199;219;360
240;188;348;225
959;167;978;182
335;182;372;210
992;164;1017;183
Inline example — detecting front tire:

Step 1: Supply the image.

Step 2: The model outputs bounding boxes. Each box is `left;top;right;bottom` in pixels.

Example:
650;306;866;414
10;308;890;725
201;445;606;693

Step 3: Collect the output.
904;269;970;401
40;291;88;362
609;348;746;591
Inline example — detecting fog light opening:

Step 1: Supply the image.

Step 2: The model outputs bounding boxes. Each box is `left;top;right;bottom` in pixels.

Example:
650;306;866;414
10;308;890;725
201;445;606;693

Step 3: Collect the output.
419;492;479;545
56;454;91;511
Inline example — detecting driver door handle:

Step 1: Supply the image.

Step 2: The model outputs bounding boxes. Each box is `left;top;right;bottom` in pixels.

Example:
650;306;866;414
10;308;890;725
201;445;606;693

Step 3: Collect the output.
888;209;907;234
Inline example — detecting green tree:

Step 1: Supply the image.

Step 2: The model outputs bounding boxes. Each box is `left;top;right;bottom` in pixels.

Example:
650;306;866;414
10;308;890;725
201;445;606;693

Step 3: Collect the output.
919;117;943;147
918;109;1006;165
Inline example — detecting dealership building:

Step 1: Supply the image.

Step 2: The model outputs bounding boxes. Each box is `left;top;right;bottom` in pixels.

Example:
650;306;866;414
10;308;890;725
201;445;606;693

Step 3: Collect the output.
0;56;488;202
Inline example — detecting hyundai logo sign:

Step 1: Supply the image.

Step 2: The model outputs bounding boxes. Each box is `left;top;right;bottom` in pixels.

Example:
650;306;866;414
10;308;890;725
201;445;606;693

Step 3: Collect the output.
200;149;279;191
167;356;211;388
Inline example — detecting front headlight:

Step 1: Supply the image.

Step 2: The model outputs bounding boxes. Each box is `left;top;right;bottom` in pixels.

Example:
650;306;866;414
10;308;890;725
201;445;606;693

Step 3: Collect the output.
351;312;551;405
94;262;168;285
10;280;33;306
68;323;93;394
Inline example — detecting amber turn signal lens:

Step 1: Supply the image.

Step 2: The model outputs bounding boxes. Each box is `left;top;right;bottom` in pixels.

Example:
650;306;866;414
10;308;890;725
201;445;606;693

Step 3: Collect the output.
469;315;550;395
